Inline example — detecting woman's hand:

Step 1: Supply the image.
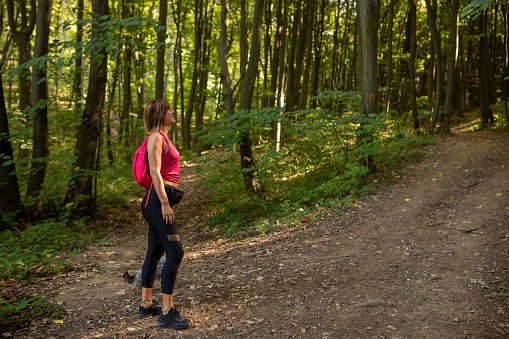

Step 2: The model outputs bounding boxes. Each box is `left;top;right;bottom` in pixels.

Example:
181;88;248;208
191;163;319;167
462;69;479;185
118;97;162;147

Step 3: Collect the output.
161;203;174;225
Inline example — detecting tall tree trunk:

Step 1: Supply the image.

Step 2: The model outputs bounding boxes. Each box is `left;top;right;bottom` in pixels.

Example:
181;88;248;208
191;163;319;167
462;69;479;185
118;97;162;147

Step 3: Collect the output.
6;0;36;164
425;0;443;131
439;0;459;134
479;10;494;127
66;0;109;215
0;68;22;222
71;0;84;110
286;0;302;110
331;1;340;89
172;0;183;144
26;0;53;220
183;0;203;150
298;0;316;110
408;0;418;129
218;0;234;116
311;0;326;107
274;0;288;151
397;6;410;117
503;5;509;122
155;0;168;100
339;1;351;90
269;0;282;109
357;0;379;171
195;0;215;150
105;49;122;165
122;3;134;148
385;0;396;112
6;0;36;114
239;0;264;194
347;15;358;91
240;0;248;77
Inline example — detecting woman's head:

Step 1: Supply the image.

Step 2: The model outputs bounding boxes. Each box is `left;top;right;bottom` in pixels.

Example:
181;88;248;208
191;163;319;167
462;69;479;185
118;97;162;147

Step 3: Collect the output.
143;99;173;133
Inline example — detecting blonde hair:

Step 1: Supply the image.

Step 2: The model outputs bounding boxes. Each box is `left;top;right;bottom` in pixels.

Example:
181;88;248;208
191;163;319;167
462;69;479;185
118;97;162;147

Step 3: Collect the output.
143;99;171;133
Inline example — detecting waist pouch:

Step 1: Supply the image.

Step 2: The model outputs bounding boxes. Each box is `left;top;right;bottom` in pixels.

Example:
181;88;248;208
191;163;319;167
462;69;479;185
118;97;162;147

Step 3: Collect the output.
164;184;185;205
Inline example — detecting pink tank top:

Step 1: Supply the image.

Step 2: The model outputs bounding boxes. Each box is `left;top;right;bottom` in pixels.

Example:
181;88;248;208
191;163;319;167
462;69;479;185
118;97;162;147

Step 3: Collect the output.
148;132;180;184
160;139;180;184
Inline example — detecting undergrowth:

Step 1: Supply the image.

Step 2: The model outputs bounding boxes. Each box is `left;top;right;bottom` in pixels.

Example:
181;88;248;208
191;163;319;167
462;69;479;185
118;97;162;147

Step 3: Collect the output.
195;92;436;237
0;216;98;329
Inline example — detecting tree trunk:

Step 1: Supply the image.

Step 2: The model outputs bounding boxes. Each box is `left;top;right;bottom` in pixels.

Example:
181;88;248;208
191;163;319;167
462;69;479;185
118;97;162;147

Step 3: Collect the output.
439;0;459;135
425;0;443;131
65;0;109;216
384;0;396;112
105;49;122;165
269;0;282;109
122;3;135;148
347;15;358;91
331;2;340;89
240;0;248;77
218;0;234;116
6;0;36;114
171;0;184;145
239;0;264;194
71;0;84;110
503;5;509;122
298;0;316;110
195;0;215;150
479;10;494;127
357;0;379;171
408;0;418;129
25;0;53;220
0;67;22;222
155;0;168;100
311;0;326;107
183;0;203;150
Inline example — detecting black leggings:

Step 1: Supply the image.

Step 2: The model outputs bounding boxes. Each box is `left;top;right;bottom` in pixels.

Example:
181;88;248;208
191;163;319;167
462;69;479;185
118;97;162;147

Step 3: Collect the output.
141;187;184;294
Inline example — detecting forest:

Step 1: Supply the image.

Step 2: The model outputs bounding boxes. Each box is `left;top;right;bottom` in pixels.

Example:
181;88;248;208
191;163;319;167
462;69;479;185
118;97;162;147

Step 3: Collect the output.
0;0;508;330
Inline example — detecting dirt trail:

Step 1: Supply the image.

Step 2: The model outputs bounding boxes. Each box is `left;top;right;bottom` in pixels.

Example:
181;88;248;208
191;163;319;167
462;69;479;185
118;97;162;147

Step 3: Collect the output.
12;130;509;338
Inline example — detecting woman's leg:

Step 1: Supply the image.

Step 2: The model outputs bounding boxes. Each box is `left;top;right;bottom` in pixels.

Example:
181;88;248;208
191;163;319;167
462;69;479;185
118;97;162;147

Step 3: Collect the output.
141;188;184;313
150;229;184;313
140;222;164;307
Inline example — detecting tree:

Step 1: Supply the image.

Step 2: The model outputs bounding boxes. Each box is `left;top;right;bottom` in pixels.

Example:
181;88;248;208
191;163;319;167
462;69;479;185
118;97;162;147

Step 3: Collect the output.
65;0;109;215
479;9;494;127
218;0;234;117
439;0;459;134
239;0;264;193
425;0;444;131
70;0;84;111
6;0;36;114
0;67;22;222
357;0;379;171
25;0;53;220
384;0;396;113
408;0;418;129
182;0;204;150
155;0;168;100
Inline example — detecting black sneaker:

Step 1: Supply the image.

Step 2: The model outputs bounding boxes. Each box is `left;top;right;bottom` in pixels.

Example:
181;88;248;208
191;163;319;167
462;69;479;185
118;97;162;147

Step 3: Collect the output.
157;308;190;330
138;300;161;319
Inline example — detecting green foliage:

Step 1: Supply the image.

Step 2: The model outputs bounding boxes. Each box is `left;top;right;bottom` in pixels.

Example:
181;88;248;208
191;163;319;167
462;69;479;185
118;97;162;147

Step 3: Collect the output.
461;0;498;19
196;90;433;237
0;293;63;332
0;218;96;283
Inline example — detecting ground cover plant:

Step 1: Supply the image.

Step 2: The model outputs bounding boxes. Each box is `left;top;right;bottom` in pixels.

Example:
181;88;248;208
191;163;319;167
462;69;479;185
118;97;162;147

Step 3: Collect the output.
195;91;436;236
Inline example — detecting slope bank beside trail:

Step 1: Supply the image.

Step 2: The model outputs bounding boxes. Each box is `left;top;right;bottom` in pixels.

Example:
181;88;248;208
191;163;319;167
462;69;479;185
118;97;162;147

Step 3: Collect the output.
13;130;509;339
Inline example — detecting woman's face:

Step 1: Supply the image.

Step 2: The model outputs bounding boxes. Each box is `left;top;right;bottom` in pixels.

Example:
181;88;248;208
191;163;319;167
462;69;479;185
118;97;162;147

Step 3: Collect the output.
164;108;176;126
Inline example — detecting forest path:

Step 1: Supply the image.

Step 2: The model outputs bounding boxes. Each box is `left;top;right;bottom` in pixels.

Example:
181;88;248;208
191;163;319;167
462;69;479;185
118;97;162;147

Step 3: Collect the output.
14;130;509;339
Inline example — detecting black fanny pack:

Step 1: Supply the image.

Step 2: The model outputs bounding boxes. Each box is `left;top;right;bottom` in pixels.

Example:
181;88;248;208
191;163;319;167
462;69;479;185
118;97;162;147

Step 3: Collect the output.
164;184;185;205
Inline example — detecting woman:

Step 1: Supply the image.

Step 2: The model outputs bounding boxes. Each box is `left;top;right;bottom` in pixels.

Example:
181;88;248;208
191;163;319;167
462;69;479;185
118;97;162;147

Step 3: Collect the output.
138;99;190;330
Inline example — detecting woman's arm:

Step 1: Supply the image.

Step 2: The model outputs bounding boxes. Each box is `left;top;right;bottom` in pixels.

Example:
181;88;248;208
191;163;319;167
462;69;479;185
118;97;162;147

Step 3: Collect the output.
147;133;174;225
